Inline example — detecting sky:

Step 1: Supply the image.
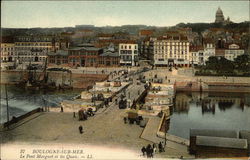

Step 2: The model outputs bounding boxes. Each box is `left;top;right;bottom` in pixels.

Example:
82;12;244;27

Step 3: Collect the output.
1;1;249;28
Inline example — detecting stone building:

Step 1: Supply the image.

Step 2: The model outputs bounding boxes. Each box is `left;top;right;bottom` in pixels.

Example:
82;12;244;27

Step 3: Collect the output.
215;7;225;23
1;36;16;63
203;43;216;64
68;47;103;67
48;50;69;67
190;45;204;66
224;44;245;61
98;50;120;67
1;42;15;63
148;34;190;67
140;37;151;59
119;41;139;66
14;36;60;65
215;7;232;24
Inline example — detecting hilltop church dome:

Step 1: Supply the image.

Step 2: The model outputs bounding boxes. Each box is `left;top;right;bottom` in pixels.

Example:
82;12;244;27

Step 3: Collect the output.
215;7;225;23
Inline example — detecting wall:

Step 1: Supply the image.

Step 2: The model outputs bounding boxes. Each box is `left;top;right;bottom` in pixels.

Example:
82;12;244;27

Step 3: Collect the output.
0;71;108;89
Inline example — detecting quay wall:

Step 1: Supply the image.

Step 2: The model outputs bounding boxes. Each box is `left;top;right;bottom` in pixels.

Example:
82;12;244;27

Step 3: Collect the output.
145;69;250;84
143;69;250;93
175;81;250;93
0;70;108;89
1;108;43;129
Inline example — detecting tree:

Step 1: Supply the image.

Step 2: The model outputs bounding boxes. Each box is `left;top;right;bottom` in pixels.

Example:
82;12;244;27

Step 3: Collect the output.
206;56;220;71
205;56;234;73
234;55;250;71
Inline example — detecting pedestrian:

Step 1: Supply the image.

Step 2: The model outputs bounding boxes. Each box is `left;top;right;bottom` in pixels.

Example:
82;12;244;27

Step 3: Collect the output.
150;146;154;158
73;112;76;118
132;99;136;109
146;144;152;158
141;146;146;156
153;143;157;154
105;99;109;107
123;117;127;124
60;106;64;112
79;125;83;134
162;141;165;152
158;142;163;153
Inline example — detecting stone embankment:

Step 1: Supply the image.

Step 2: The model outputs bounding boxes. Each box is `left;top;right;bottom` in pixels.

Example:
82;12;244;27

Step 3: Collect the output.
143;68;250;92
0;70;108;89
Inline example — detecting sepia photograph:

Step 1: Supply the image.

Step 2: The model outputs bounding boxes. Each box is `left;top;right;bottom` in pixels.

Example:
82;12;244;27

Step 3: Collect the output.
1;0;250;159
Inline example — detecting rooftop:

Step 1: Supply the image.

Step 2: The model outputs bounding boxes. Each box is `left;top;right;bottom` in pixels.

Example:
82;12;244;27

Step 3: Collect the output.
190;45;204;52
69;47;102;52
14;36;54;42
196;136;248;149
100;50;119;57
1;36;15;43
139;30;154;36
47;50;69;56
215;49;225;56
157;35;188;41
190;129;237;138
98;33;114;37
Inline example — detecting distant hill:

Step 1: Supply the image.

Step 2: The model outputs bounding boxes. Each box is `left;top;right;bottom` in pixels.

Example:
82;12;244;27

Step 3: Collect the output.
174;21;250;33
2;21;249;37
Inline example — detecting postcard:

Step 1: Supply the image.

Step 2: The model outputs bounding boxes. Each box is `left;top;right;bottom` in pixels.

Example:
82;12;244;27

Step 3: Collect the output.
1;1;250;159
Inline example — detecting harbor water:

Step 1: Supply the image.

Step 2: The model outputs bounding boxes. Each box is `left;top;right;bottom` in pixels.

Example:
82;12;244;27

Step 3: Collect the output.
168;91;250;139
0;85;81;123
1;85;250;140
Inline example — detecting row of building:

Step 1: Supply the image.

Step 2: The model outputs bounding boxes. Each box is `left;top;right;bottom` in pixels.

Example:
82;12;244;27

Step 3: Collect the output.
1;33;245;69
141;33;244;66
1;35;140;68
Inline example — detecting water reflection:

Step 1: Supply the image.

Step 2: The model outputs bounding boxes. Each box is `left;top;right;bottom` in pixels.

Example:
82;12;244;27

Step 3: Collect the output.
168;92;250;139
174;92;249;114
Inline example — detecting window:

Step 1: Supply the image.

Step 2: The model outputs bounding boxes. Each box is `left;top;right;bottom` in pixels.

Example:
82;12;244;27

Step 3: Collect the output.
127;56;130;60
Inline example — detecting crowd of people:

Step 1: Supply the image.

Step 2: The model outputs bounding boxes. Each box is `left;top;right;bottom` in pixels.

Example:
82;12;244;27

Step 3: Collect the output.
141;142;165;158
